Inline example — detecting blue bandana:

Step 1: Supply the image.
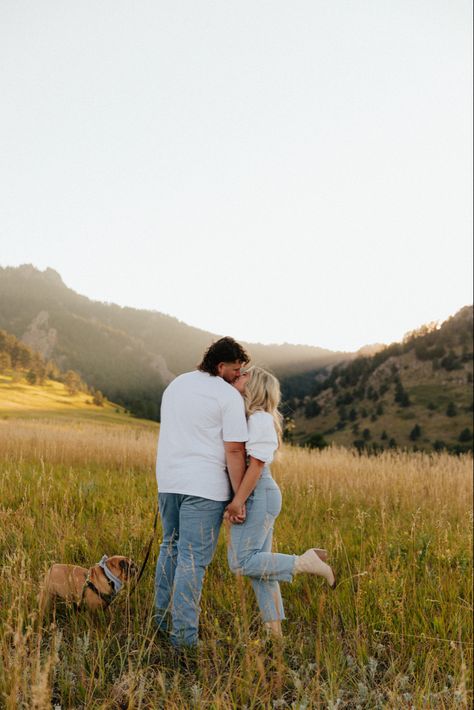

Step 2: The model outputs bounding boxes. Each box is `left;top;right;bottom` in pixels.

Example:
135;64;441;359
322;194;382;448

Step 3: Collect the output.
98;555;123;595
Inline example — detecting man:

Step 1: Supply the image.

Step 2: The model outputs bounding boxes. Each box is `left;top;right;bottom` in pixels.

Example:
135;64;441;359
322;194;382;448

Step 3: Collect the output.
154;336;250;649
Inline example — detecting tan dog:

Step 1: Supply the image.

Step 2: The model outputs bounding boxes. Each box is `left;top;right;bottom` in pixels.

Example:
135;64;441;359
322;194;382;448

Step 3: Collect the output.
40;555;138;613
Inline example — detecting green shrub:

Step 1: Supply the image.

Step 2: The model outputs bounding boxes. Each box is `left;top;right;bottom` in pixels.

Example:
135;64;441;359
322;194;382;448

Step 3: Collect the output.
305;432;328;449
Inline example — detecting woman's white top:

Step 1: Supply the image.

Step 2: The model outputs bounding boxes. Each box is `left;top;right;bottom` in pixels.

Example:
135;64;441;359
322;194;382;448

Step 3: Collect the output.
246;411;279;464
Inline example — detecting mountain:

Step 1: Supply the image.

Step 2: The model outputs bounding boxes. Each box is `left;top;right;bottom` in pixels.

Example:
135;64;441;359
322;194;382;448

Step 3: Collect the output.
283;307;473;454
1;265;471;450
0;264;348;419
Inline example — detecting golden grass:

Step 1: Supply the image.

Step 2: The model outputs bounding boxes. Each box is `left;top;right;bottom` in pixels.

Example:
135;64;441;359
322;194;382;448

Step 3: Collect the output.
0;373;154;426
0;418;157;469
0;419;472;708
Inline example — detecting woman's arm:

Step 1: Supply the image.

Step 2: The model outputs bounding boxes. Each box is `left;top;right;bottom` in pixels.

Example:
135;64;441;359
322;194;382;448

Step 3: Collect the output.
225;456;265;517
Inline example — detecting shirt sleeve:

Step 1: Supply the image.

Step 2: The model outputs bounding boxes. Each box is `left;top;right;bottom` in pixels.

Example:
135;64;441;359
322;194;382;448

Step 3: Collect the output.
222;391;248;442
246;412;278;463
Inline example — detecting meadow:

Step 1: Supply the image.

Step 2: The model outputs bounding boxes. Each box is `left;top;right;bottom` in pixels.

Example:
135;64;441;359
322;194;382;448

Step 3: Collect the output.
0;418;472;709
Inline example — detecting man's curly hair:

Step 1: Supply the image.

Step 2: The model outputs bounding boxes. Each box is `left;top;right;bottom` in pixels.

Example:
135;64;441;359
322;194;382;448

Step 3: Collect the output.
198;337;250;376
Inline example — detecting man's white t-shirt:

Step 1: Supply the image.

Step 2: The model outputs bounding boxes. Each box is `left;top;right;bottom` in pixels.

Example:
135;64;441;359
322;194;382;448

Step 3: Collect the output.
156;370;248;501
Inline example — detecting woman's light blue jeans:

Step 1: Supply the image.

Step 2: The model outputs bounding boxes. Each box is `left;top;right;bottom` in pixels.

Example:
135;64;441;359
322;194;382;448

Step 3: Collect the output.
154;493;226;648
227;469;296;622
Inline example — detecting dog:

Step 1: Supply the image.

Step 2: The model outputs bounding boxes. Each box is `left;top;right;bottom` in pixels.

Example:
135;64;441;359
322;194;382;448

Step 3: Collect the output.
40;554;139;613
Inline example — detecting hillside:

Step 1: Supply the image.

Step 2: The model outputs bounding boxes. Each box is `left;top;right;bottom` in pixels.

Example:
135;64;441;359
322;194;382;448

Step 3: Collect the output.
283;306;473;454
0;371;157;427
0;264;348;419
0;316;154;426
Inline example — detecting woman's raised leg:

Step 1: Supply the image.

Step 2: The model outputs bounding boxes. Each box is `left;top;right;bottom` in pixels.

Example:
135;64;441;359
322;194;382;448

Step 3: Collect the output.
249;521;285;625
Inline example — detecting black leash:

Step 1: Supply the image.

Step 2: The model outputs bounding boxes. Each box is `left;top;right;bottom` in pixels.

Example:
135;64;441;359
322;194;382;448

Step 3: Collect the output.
134;506;160;585
79;507;160;610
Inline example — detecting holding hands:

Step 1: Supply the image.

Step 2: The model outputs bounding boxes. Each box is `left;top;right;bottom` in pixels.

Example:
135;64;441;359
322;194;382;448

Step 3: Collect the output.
224;499;246;524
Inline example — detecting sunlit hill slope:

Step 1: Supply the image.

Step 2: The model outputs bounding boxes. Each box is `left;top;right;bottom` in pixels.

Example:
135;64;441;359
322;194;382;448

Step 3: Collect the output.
283;306;473;454
0;373;155;428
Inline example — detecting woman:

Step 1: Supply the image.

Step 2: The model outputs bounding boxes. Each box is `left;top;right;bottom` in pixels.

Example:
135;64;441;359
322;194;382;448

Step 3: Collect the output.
226;366;335;637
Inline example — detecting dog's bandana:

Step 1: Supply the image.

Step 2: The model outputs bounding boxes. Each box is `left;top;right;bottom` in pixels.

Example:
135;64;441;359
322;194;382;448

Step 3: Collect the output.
98;555;123;595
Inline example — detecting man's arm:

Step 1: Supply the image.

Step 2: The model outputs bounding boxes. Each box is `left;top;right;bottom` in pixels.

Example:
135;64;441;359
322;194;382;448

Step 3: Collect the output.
224;441;246;494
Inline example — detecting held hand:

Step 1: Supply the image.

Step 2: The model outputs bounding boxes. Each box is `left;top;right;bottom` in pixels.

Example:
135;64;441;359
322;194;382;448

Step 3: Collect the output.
225;500;246;524
226;498;243;518
223;511;246;524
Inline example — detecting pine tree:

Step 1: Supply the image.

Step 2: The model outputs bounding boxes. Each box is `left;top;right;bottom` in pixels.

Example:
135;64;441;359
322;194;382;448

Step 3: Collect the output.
0;352;11;371
64;370;81;395
93;389;104;406
446;402;457;417
26;370;37;385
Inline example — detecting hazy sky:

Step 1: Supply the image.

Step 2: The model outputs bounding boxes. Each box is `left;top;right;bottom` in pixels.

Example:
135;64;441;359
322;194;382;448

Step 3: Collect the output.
0;1;472;351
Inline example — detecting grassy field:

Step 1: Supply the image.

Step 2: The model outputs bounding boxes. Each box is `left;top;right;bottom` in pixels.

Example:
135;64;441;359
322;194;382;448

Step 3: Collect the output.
0;418;472;709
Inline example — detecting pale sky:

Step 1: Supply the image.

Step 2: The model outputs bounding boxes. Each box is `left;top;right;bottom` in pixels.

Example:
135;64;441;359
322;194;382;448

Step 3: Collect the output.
0;1;472;351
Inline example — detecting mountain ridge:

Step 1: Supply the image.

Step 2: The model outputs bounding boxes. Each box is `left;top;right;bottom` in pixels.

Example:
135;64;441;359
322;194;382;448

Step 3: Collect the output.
0;264;349;419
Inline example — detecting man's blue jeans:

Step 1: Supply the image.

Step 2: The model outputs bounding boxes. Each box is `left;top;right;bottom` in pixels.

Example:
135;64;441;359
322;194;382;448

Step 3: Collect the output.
154;493;226;648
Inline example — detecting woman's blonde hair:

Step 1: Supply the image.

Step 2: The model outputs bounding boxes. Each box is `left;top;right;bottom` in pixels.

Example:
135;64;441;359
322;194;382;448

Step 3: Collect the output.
243;366;283;446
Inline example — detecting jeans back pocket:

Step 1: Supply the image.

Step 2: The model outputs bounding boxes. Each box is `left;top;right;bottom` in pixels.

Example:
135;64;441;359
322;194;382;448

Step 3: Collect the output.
265;486;282;518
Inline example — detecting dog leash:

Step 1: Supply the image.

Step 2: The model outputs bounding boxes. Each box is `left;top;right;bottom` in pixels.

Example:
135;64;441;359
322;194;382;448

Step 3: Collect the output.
77;507;160;610
134;506;160;586
108;505;160;606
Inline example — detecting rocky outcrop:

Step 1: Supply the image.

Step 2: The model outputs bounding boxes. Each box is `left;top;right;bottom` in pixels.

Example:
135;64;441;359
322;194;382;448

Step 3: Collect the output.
21;311;57;360
150;354;175;384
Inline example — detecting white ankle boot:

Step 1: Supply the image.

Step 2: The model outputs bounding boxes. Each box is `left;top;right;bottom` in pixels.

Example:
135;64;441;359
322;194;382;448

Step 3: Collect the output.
294;549;336;588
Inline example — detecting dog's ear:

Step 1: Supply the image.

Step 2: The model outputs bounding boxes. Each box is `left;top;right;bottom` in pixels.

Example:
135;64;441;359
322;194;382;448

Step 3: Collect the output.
119;558;138;577
119;559;130;573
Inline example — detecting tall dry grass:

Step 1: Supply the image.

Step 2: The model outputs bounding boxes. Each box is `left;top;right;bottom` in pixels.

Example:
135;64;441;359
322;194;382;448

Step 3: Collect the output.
0;419;157;469
0;419;472;708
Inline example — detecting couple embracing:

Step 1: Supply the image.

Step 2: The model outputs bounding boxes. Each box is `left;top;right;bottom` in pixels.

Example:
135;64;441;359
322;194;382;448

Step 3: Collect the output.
154;337;335;649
